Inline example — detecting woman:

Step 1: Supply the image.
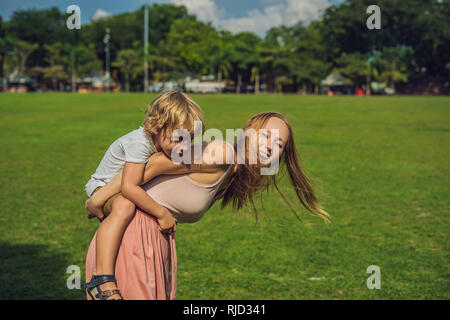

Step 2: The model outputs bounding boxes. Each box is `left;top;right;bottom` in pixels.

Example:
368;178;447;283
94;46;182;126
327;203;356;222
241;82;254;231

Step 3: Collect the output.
85;112;330;300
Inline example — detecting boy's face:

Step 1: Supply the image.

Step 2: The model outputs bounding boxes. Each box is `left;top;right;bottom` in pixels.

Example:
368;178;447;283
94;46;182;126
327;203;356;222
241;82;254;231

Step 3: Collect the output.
155;128;183;158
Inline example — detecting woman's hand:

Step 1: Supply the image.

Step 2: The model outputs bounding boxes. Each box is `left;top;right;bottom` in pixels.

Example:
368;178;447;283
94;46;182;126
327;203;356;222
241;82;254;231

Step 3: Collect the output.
157;209;177;234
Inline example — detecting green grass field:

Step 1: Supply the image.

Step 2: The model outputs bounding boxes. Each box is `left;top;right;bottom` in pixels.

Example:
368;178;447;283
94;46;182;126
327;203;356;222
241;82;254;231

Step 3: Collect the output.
0;93;448;299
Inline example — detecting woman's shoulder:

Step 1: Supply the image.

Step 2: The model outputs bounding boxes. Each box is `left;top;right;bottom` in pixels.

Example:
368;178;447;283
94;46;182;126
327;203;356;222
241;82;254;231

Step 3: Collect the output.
203;140;235;166
186;140;234;184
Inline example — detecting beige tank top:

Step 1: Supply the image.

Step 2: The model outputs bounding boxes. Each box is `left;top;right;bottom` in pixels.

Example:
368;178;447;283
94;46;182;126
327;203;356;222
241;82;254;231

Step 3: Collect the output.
141;142;234;224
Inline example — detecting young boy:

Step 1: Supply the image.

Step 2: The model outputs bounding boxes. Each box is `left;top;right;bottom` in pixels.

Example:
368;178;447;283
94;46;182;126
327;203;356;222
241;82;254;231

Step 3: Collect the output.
84;90;205;300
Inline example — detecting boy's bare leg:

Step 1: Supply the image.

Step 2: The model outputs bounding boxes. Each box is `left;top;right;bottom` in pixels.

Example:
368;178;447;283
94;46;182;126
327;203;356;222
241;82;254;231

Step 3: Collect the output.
95;195;136;299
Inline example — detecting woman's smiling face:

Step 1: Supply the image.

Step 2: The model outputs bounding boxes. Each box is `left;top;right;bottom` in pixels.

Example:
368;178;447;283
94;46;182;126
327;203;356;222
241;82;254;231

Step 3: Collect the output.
258;117;290;163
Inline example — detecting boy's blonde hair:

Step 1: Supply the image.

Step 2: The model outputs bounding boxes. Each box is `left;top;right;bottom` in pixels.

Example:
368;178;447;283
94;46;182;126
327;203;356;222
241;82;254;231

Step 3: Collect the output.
143;90;205;139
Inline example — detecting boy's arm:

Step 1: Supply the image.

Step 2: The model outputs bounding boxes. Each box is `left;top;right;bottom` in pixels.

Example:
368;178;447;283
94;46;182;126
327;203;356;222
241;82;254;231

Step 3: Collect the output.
84;153;177;213
142;150;224;183
87;142;229;214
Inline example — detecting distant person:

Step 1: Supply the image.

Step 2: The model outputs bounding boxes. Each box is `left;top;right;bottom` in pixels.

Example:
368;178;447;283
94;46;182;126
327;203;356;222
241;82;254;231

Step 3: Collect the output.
355;88;365;96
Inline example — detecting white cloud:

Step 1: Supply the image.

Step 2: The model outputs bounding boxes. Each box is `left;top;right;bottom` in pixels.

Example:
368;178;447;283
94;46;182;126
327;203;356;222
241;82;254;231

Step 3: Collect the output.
92;9;113;21
166;0;332;37
167;0;225;24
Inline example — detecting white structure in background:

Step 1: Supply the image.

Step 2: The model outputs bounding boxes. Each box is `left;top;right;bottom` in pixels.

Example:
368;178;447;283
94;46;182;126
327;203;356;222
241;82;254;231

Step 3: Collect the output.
321;73;346;87
148;76;226;93
148;81;181;93
320;73;353;95
77;72;117;92
185;78;226;94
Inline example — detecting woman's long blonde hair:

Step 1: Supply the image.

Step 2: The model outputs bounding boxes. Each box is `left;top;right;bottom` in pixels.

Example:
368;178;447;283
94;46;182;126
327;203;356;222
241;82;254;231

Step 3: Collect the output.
218;112;330;224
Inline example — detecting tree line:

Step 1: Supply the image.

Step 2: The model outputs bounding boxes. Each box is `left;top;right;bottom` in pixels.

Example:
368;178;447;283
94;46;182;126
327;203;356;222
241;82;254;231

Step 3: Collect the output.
0;0;448;93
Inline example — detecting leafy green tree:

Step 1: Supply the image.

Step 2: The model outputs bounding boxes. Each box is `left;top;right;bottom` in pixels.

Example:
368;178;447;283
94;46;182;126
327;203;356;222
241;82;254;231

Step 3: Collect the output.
259;26;295;93
42;42;67;90
0;18;16;90
257;44;276;92
148;39;176;82
14;40;39;76
147;4;196;45
321;0;449;78
260;23;331;93
1;0;446;94
166;19;220;76
376;46;415;91
63;44;102;92
7;8;69;69
113;49;141;92
211;40;233;85
251;65;261;94
81;3;194;72
332;52;369;87
290;22;331;94
230;32;261;93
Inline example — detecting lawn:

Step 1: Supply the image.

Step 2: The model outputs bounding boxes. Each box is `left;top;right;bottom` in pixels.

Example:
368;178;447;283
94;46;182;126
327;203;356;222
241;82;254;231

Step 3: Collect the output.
0;93;448;299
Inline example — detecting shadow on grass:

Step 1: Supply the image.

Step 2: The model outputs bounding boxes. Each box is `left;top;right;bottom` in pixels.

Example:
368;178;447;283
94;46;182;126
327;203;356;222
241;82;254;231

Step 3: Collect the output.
0;242;83;299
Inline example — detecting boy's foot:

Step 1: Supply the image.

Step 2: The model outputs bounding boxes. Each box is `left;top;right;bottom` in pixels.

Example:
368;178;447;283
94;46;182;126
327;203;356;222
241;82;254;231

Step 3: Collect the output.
85;199;105;221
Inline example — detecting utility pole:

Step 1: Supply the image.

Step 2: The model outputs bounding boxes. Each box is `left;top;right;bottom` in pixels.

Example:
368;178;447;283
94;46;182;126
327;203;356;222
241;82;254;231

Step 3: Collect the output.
143;1;149;93
104;27;111;93
366;55;373;96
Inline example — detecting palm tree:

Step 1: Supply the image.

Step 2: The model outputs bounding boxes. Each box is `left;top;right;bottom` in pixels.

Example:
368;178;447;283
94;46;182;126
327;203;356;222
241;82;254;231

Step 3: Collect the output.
63;43;102;93
251;65;260;95
211;42;233;93
148;53;175;83
14;40;38;76
43;42;67;90
0;34;15;91
230;32;261;94
113;49;141;92
377;47;413;92
258;46;276;93
259;44;294;93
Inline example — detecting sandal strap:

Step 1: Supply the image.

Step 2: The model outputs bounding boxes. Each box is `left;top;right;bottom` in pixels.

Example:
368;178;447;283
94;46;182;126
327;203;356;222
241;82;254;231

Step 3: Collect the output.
100;289;122;300
84;275;116;289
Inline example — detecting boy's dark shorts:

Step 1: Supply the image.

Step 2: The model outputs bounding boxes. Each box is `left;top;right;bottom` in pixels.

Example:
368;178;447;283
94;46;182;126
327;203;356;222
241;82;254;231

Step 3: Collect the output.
91;187;122;216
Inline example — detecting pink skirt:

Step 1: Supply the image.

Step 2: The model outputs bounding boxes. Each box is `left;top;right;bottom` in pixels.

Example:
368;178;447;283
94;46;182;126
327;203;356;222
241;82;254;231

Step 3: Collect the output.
85;210;177;300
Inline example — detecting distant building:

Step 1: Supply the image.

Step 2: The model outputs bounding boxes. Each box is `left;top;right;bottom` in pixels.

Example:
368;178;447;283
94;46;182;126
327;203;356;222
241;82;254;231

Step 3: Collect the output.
5;71;37;92
77;72;118;93
320;73;354;95
184;76;226;94
148;81;182;93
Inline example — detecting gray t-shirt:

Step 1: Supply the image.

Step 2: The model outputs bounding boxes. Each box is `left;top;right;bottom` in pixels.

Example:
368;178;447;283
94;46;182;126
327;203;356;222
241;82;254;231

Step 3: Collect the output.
85;126;156;197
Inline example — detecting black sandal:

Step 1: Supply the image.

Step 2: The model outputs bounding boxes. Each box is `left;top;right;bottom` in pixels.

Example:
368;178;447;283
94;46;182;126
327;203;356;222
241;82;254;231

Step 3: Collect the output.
84;275;123;300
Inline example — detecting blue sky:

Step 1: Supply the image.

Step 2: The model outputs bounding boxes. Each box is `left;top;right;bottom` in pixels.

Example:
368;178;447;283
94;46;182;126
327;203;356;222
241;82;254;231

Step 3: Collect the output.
0;0;344;36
